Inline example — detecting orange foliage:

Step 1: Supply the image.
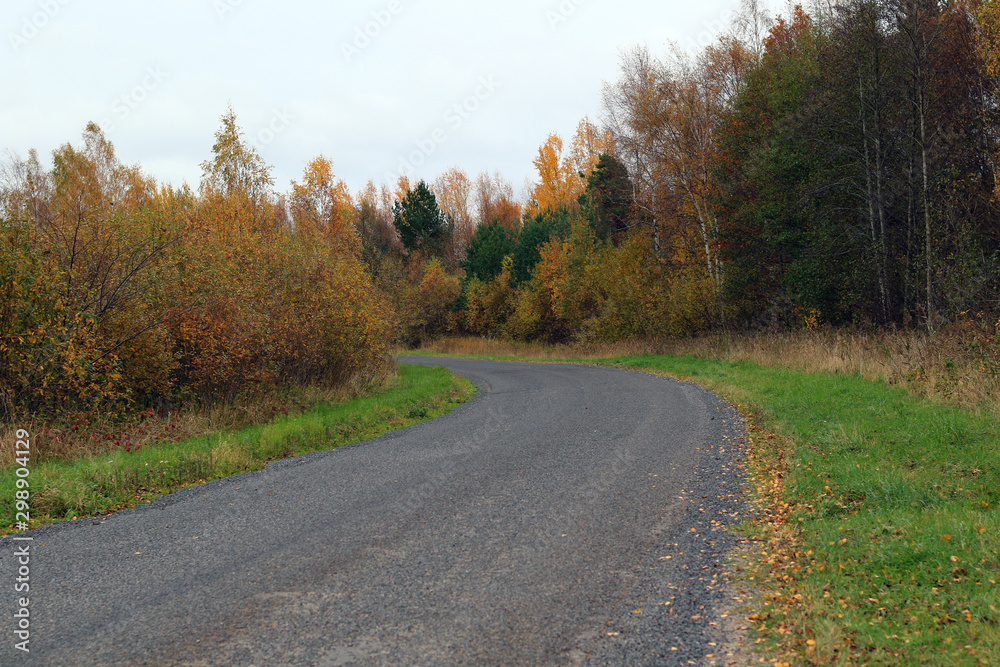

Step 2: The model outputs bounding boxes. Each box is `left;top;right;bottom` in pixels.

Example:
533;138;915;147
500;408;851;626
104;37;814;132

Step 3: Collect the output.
527;118;615;216
289;155;356;254
763;5;812;58
1;115;391;426
474;171;522;230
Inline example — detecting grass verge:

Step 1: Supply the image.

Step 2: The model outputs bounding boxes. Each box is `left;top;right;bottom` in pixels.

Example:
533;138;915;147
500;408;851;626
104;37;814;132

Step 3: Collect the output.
2;364;474;535
418;325;1000;414
608;354;999;666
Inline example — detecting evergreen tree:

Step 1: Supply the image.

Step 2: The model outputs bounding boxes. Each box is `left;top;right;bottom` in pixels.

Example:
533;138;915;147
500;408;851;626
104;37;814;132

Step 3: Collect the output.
461;220;515;283
579;153;633;242
392;180;449;255
513;207;574;284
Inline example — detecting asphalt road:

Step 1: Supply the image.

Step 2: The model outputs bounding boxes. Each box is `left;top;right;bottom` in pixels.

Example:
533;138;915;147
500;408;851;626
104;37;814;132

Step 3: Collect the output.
1;357;749;666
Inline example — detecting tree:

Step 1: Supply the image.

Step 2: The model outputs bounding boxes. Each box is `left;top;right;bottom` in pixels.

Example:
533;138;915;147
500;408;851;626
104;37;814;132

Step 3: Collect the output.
512;207;574;284
567;117;617;178
432;167;475;269
199;106;275;234
473;170;521;229
976;0;1000;80
714;6;833;326
354;179;400;278
528;133;578;213
526;120;615;216
392;180;449;255
289;155;355;254
602;37;752;314
579;153;633;242
461;220;516;283
827;0;903;323
896;0;940;330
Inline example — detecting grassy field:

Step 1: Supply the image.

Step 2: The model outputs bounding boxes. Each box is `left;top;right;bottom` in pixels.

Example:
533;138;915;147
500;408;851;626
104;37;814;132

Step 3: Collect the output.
1;364;474;535
412;337;1000;665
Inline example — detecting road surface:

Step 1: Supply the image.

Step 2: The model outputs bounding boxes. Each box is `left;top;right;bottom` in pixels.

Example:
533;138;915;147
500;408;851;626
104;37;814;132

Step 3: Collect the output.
1;357;749;665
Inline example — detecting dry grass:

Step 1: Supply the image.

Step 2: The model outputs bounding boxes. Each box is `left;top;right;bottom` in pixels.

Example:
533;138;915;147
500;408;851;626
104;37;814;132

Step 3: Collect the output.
420;317;1000;414
0;363;394;468
417;335;665;360
661;324;1000;412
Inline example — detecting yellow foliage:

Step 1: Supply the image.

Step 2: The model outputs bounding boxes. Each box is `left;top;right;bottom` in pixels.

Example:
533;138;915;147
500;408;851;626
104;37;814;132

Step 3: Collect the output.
289;155;357;255
506;282;572;343
974;0;1000;79
974;0;1000;199
464;258;517;337
471;223;716;343
380;256;462;347
581;233;663;341
527;118;615;216
530;133;579;213
2;120;392;426
416;258;462;338
662;266;715;335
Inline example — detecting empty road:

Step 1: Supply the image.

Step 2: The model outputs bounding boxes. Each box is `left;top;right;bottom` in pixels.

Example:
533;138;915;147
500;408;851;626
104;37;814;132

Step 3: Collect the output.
1;357;749;665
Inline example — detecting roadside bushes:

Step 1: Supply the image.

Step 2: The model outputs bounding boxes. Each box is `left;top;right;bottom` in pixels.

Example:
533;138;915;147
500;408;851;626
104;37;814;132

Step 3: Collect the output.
454;219;715;343
1;129;173;421
414;258;462;340
374;253;462;347
464;258;518;337
0;118;392;427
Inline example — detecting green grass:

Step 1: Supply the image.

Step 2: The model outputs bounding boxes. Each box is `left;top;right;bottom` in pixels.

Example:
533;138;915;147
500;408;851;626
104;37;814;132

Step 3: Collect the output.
607;354;999;666
2;364;474;534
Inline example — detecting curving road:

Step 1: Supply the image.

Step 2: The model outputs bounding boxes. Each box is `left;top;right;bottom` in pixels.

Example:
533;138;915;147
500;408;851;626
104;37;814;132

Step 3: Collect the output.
1;357;749;666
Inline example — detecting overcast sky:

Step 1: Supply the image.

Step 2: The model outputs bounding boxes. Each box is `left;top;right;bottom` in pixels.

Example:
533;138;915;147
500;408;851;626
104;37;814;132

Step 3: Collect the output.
2;0;743;198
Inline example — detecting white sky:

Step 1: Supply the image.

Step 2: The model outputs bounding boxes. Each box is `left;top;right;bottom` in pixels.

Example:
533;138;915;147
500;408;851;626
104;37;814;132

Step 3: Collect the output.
1;0;741;198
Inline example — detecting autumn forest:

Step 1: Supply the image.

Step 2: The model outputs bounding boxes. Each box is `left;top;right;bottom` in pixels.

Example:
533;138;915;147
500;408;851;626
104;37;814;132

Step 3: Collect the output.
3;0;1000;425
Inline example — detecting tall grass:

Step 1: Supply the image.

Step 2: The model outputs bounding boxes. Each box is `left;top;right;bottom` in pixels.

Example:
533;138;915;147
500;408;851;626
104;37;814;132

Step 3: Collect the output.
419;319;1000;413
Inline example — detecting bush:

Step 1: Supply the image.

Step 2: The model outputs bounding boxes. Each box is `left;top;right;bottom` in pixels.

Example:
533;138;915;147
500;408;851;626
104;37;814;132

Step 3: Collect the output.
464;258;518;337
1;120;393;429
